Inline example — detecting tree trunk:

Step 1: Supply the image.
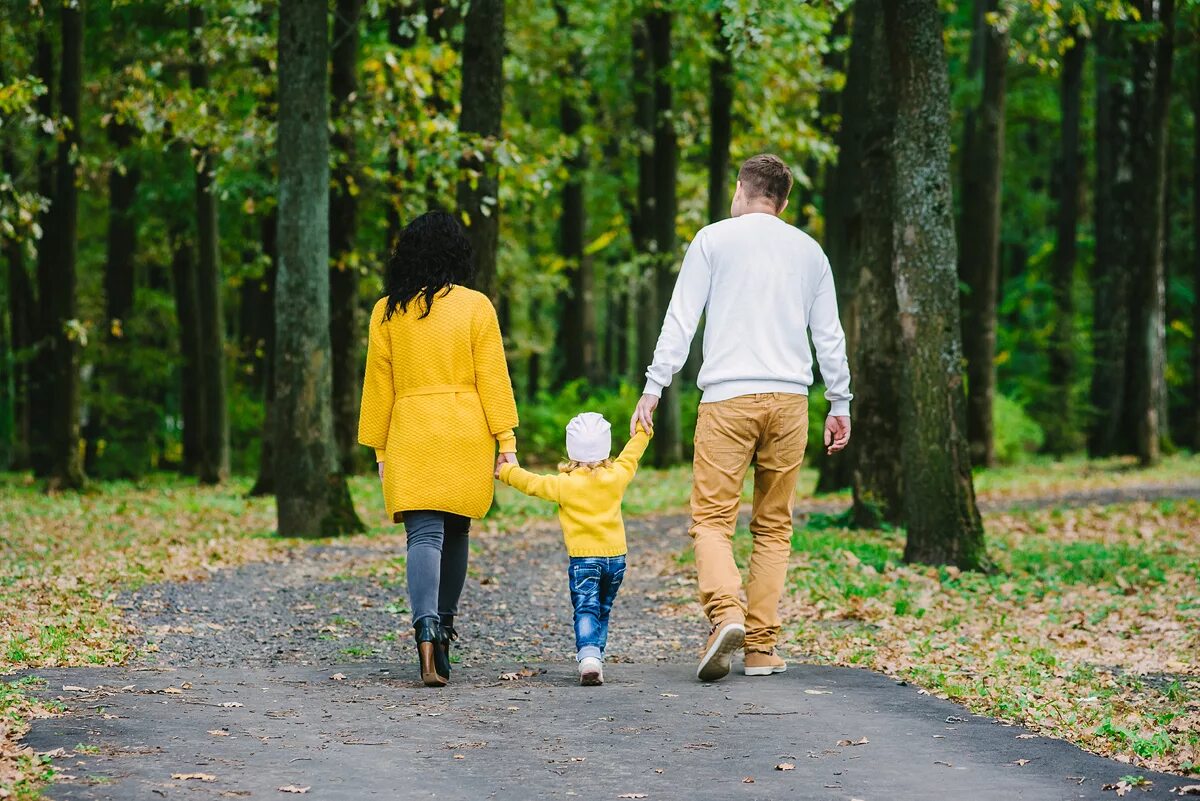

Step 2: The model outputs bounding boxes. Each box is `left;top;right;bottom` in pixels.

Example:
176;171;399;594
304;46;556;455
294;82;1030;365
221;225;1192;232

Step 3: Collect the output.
1124;0;1174;466
3;147;33;469
553;3;598;387
189;7;230;484
249;207;278;496
707;15;733;227
385;3;418;251
275;0;363;537
170;225;203;474
814;8;859;496
957;0;1008;468
633;20;658;392
456;0;505;302
882;0;988;569
34;2;86;489
330;0;364;475
1045;26;1085;456
28;28;54;475
97;119;146;477
647;9;683;466
845;0;904;528
1089;20;1135;457
1193;48;1200;452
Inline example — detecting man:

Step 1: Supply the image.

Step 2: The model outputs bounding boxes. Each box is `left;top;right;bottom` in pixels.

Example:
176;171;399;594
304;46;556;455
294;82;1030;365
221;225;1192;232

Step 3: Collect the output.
631;154;852;682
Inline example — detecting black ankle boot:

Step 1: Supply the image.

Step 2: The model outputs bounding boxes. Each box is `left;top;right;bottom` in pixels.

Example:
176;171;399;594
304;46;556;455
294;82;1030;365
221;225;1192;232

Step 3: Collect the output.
414;617;449;687
439;616;459;675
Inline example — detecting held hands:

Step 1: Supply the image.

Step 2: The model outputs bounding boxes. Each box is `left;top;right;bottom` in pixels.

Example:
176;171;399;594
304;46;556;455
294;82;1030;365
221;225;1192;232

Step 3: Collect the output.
630;393;659;437
824;415;851;455
495;451;518;479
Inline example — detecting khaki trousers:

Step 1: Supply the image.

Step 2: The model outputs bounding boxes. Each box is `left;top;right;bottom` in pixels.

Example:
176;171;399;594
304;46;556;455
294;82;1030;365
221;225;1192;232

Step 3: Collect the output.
689;393;808;652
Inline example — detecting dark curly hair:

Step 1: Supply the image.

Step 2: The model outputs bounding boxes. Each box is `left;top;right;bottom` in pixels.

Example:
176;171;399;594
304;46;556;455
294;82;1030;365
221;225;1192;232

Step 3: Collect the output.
384;210;475;320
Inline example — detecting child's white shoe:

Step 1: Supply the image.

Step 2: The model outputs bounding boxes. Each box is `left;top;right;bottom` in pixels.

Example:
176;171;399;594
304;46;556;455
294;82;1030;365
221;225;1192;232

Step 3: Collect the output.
578;656;604;686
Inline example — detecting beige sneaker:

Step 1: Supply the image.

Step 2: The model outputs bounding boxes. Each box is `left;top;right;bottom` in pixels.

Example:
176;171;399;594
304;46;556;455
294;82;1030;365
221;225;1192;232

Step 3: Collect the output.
744;650;787;676
696;620;746;682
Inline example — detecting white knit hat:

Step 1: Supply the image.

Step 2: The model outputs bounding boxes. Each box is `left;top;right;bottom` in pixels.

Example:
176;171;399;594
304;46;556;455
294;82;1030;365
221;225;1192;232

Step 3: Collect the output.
565;412;612;464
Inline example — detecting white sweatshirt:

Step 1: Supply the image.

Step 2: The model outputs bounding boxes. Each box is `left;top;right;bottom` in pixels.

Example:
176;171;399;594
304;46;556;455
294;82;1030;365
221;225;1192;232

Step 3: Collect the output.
643;212;852;417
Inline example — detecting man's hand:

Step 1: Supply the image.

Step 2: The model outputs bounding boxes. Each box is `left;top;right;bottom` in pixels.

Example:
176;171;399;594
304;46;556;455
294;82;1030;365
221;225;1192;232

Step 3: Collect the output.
824;416;851;455
495;451;518;478
377;461;384;481
631;393;659;437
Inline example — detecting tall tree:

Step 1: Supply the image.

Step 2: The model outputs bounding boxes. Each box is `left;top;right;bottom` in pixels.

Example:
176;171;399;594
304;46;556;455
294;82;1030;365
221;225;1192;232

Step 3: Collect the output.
189;7;230;484
28;27;54;474
275;0;363;537
384;3;417;251
647;8;683;466
1123;0;1174;465
882;0;988;569
845;0;904;527
1088;19;1134;457
34;1;85;489
457;0;505;301
1193;49;1200;452
248;206;277;496
707;14;733;226
329;0;363;474
681;11;733;385
632;19;658;390
553;3;598;386
957;0;1009;468
1045;25;1086;456
3;147;33;469
169;220;203;474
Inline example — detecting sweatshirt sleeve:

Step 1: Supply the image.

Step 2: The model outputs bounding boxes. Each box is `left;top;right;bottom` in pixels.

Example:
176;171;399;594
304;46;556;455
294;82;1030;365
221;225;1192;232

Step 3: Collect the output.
613;424;653;486
358;298;394;459
643;230;712;397
498;463;561;504
473;296;520;453
809;256;853;417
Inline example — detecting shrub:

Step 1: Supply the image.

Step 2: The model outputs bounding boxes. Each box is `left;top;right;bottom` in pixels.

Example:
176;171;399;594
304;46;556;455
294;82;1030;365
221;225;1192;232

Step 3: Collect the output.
993;394;1045;465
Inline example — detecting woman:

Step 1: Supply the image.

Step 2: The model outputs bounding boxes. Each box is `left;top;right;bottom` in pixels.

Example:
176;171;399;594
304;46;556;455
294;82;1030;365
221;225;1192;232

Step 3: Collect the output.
358;211;519;687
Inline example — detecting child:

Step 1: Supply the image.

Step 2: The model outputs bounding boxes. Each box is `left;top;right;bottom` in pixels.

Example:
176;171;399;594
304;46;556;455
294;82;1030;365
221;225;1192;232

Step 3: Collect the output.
497;413;652;685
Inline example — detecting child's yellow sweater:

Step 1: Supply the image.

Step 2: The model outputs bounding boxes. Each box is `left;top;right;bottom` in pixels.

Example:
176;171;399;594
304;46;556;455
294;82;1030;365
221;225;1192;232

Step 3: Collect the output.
498;428;652;557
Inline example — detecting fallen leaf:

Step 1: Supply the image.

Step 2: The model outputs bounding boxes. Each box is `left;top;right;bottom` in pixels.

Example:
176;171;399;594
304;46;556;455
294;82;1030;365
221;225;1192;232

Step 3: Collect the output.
1172;786;1200;796
278;786;310;794
208;730;230;737
181;682;193;690
173;773;217;782
804;689;832;695
162;687;183;694
1102;782;1130;797
776;763;796;771
742;777;755;783
935;761;953;767
836;737;869;747
453;754;465;760
38;748;67;758
616;795;647;799
653;769;664;774
660;693;678;698
1015;733;1038;739
1014;759;1031;766
330;673;346;681
499;672;520;681
62;685;89;692
219;702;243;708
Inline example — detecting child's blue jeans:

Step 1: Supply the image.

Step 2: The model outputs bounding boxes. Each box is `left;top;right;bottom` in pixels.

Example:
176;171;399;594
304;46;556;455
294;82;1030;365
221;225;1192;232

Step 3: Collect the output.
568;555;626;662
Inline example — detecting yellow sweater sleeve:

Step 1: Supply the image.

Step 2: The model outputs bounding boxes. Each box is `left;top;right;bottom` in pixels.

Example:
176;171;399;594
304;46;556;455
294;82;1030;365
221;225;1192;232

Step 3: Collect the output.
498;463;561;504
358;298;393;459
613;425;652;486
473;296;520;453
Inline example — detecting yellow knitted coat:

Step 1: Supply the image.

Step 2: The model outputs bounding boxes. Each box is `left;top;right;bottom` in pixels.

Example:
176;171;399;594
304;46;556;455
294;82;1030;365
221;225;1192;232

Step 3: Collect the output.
357;287;519;521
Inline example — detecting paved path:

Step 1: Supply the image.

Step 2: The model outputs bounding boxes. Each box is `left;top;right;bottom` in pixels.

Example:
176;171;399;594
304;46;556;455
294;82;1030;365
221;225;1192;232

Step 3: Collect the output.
22;663;1191;800
19;483;1200;800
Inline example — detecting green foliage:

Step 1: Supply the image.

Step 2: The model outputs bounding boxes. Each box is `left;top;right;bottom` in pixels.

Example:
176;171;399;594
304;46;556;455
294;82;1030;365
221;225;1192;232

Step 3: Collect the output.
992;394;1046;465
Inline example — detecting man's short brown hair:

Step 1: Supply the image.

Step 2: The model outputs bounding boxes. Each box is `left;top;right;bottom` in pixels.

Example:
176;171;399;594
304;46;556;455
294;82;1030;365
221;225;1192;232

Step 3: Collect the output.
737;154;793;209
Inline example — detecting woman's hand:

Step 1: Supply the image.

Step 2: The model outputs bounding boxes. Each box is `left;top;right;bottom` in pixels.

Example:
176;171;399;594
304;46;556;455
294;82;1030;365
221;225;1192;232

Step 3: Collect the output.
377;461;384;481
495;452;517;478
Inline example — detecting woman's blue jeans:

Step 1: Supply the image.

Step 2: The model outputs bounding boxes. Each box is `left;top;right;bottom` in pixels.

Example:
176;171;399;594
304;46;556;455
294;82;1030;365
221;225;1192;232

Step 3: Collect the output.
402;511;470;626
568;555;626;662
